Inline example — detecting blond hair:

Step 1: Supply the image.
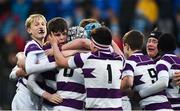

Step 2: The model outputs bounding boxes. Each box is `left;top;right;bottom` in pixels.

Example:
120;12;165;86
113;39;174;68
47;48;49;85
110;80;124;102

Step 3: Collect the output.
25;14;46;29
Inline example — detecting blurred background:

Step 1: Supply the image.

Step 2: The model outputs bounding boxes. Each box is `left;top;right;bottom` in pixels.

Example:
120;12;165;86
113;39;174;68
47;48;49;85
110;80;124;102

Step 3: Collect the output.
0;0;180;109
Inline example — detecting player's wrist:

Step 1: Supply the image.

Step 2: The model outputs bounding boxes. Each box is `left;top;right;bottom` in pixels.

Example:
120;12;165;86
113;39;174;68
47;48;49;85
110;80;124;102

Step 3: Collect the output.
51;43;57;47
16;69;25;77
42;91;51;100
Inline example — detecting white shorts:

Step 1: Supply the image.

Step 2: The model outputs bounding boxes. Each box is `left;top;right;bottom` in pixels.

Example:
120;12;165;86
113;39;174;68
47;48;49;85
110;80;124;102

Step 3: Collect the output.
11;83;41;110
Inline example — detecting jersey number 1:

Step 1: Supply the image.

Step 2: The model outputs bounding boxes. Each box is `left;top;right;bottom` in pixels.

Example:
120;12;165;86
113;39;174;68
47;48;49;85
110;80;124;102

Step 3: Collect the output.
107;64;112;84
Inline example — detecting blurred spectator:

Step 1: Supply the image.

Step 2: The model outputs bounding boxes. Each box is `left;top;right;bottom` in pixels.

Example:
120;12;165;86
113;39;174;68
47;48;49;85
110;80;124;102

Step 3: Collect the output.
133;0;158;33
11;0;29;38
80;0;92;18
0;31;18;110
0;0;11;23
119;0;137;36
137;0;158;24
12;0;29;22
106;8;121;36
92;0;107;17
28;0;45;15
176;9;180;47
57;0;75;26
90;6;108;26
156;0;176;34
5;28;25;52
43;0;59;21
0;0;11;37
107;0;121;16
73;6;85;26
106;8;123;51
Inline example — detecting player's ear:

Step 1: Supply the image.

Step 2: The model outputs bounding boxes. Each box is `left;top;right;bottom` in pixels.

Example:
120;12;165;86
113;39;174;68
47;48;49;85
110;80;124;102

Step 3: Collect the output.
90;42;94;48
127;45;130;51
125;43;130;51
124;43;129;49
27;28;31;34
90;42;97;52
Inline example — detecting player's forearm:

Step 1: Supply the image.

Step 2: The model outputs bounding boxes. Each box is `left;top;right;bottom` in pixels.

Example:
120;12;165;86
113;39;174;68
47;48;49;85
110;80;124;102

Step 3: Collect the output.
26;62;56;74
112;40;124;57
42;91;52;100
27;74;45;97
52;43;69;68
61;50;89;57
61;38;90;50
61;50;78;57
139;76;169;98
62;39;82;50
25;53;57;74
121;76;133;90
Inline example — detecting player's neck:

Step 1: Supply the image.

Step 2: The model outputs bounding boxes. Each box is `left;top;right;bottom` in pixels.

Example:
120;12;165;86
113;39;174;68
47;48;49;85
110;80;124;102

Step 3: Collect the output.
129;50;141;56
32;37;43;46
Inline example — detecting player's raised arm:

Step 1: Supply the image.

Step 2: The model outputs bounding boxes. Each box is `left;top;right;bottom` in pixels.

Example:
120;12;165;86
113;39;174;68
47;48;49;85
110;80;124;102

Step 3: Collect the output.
61;38;91;50
61;26;90;50
49;32;69;68
112;40;124;57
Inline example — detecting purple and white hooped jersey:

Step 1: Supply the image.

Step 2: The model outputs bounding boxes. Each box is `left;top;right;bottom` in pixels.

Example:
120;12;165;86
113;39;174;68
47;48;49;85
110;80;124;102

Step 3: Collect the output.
122;52;151;78
22;40;45;84
24;39;57;82
68;50;125;110
123;52;170;109
24;40;56;65
24;40;58;102
24;40;44;57
134;60;170;109
54;68;85;111
156;53;180;109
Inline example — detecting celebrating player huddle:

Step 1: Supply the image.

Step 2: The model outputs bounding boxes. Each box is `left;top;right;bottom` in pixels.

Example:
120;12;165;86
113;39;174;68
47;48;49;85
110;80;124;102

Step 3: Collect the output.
9;14;180;111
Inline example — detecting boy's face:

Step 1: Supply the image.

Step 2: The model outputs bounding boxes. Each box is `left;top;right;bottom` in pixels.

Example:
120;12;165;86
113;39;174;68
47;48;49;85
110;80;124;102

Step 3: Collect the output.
53;30;67;45
146;37;158;58
27;17;47;40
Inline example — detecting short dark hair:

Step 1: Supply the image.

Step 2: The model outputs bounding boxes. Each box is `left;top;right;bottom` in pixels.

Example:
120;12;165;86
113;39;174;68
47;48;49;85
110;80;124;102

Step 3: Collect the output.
47;17;68;35
123;30;144;50
158;33;176;52
91;27;112;45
